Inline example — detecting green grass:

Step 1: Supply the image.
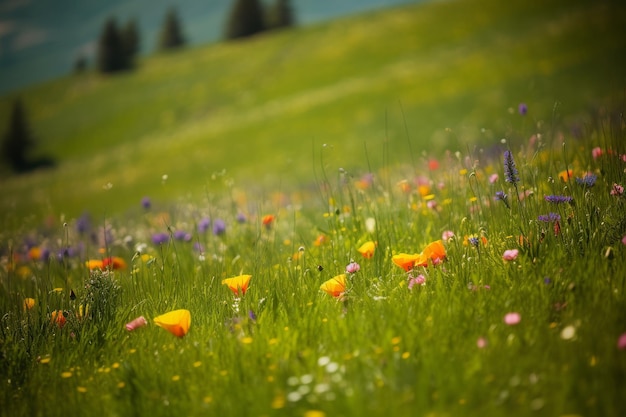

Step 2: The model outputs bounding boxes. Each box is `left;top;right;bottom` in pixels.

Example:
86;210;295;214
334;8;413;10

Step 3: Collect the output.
1;0;625;228
1;0;626;415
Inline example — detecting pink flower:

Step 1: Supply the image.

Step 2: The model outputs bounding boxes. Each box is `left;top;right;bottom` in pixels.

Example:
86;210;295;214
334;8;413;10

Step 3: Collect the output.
610;183;624;196
504;312;521;326
126;316;148;331
476;337;488;349
345;261;360;274
618;333;626;350
408;275;426;290
622;236;626;246
442;230;455;242
489;173;499;184
592;147;603;159
502;249;519;261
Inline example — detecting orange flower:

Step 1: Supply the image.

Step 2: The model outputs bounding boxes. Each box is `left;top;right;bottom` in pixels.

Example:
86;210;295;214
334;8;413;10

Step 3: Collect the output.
314;234;328;246
86;259;104;270
320;274;346;298
24;297;35;310
357;241;376;259
262;214;276;227
50;310;66;328
392;253;422;271
154;309;191;337
422;240;446;264
558;169;573;182
103;256;127;270
398;180;411;194
222;274;252;297
28;247;41;261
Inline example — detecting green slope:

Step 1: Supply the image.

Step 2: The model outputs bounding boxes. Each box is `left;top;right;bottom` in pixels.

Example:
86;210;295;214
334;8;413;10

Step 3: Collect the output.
1;0;625;228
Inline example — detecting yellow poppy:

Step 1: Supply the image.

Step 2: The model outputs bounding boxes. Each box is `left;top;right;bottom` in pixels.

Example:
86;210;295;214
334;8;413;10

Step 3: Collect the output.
320;274;346;298
24;297;35;310
222;274;252;297
154;309;191;337
422;240;446;263
357;241;376;259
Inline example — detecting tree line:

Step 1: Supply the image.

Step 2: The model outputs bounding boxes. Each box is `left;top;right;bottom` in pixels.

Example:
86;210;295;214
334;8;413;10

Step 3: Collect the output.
2;0;295;174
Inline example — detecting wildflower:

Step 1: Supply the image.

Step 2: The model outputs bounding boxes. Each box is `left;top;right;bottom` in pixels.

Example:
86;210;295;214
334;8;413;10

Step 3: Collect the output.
428;159;440;171
24;297;35;310
618;333;626;350
320;274;346;298
518;103;527;116
408;275;425;290
538;213;561;223
125;316;148;332
558;169;573;182
365;217;376;233
504;312;521;326
502;249;519;262
236;212;247;223
102;256;127;270
592;147;602;159
152;232;169;245
357;241;376;259
476;337;488;349
50;310;67;328
222;274;252;297
495;191;510;208
422;240;446;265
442;230;455;242
398;180;411;193
622;236;626;246
355;173;374;190
198;217;211;233
262;214;276;228
575;173;596;188
86;259;104;270
503;150;520;185
544;195;572;204
345;261;360;274
213;219;226;235
489;173;499;184
76;212;92;234
314;234;327;246
141;196;151;210
154;309;191;337
392;253;422;272
173;230;191;241
610;183;624;196
468;237;479;247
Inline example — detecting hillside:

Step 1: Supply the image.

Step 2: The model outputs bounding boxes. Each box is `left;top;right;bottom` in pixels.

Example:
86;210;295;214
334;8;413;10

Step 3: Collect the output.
1;0;625;230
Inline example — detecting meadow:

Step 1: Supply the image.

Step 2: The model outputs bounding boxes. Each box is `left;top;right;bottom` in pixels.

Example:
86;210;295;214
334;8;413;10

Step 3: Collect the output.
1;0;626;416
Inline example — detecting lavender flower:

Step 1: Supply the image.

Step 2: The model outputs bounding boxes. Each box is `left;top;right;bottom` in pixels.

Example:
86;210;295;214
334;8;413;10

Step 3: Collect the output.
173;230;191;242
152;232;169;245
544;195;573;204
575;174;597;188
197;217;211;233
538;213;561;223
503;150;520;185
141;196;151;210
236;212;247;223
518;103;528;116
213;219;226;236
495;191;510;208
468;237;480;247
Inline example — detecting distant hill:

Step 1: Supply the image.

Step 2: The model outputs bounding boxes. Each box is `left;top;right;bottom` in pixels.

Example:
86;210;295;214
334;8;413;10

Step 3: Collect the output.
0;0;423;95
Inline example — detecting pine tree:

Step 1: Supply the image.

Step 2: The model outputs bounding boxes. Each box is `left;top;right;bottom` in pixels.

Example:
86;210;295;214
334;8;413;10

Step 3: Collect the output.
97;17;128;73
121;18;140;66
1;98;35;173
268;0;295;30
225;0;265;40
158;8;185;50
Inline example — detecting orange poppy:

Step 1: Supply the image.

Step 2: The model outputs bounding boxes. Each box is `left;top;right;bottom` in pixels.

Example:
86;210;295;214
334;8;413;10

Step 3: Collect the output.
392;253;422;271
357;241;376;259
24;297;35;310
558;169;573;182
103;256;127;270
262;214;276;227
222;274;252;297
154;309;191;337
50;310;66;328
320;274;347;298
422;240;446;263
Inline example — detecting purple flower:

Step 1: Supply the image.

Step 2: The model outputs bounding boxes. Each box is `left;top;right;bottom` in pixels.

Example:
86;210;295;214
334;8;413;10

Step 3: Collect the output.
152;232;169;245
538;213;561;223
518;103;528;116
141;196;151;210
76;212;92;234
575;174;596;188
193;242;205;253
213;219;226;236
495;191;510;208
468;237;480;247
197;217;211;233
544;195;573;204
503;150;520;185
173;230;191;242
236;212;247;223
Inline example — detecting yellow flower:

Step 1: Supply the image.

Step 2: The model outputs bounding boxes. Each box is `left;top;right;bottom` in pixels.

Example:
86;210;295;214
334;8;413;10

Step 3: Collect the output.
222;274;252;297
24;297;35;310
154;309;191;337
357;241;376;259
392;253;421;271
422;240;446;264
320;274;346;298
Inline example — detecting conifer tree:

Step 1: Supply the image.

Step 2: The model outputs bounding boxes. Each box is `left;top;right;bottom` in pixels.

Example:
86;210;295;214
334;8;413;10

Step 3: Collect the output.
225;0;265;40
1;98;35;173
122;18;140;65
268;0;295;30
158;7;185;50
97;17;128;73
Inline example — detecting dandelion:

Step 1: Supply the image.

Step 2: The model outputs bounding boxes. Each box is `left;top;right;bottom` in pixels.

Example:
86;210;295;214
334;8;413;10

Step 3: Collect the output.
502;249;519;262
544;195;572;204
345;261;360;274
504;312;521;326
125;316;148;332
222;274;252;297
154;309;191;337
610;183;624;196
357;241;376;259
518;103;527;116
213;219;226;235
320;274;346;298
575;173;596;187
503;150;520;185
